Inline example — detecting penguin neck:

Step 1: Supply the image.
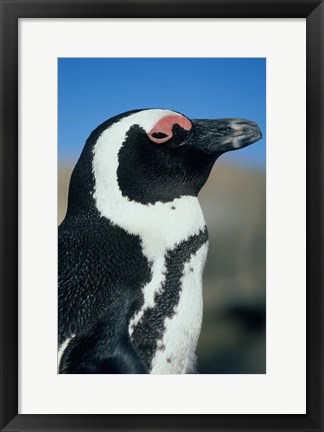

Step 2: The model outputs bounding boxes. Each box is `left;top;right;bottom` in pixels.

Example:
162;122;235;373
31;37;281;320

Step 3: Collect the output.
95;190;207;259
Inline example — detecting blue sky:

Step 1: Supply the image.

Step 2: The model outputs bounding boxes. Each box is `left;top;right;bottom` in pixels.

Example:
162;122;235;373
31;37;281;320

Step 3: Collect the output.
58;58;266;170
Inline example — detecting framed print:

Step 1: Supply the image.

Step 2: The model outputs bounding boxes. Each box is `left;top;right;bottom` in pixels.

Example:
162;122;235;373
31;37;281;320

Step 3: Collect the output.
57;57;266;378
1;0;323;431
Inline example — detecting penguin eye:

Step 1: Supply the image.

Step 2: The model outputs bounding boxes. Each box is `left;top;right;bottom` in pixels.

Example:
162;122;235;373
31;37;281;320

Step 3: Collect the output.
147;114;192;145
151;132;168;139
147;131;173;144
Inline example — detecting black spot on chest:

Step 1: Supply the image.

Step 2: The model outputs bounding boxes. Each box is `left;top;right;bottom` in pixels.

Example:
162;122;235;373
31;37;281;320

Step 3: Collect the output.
131;227;208;370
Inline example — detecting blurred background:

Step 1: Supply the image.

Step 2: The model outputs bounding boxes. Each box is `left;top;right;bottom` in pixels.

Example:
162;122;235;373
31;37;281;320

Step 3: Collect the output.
58;58;266;374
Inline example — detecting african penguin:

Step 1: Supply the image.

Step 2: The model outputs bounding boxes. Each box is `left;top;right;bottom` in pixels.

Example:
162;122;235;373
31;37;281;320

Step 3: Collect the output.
58;108;262;374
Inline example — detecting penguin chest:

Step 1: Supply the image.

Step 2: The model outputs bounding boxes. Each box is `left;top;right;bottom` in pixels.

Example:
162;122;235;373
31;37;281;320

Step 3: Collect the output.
130;231;209;374
150;242;208;374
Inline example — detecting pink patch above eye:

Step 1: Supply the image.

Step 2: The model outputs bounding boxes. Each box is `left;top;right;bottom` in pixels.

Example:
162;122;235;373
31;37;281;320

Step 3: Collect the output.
147;114;192;144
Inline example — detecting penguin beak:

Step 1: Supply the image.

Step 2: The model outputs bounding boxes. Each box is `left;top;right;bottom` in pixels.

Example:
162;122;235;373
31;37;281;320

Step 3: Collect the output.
189;118;262;155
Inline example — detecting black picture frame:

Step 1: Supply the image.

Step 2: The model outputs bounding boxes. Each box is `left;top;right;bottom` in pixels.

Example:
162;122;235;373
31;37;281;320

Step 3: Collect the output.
1;1;323;431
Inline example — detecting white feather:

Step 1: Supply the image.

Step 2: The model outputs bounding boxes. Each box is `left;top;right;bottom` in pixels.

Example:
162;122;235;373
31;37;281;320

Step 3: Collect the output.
58;335;74;370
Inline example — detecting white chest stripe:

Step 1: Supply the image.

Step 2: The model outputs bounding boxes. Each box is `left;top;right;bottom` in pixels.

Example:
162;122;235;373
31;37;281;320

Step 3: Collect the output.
129;256;166;334
58;335;74;370
150;242;208;374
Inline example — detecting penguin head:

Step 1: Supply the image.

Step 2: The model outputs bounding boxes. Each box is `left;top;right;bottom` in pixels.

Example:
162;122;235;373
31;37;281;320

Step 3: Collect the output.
67;109;262;215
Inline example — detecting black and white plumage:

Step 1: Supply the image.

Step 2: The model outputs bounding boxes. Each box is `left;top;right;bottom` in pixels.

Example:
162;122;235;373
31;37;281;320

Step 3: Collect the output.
58;108;262;374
